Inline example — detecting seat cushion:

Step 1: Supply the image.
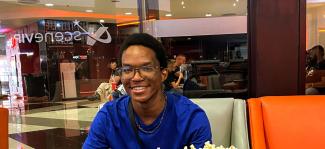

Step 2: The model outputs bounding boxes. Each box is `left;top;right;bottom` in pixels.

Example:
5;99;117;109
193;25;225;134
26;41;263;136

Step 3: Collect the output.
261;96;325;148
191;98;234;146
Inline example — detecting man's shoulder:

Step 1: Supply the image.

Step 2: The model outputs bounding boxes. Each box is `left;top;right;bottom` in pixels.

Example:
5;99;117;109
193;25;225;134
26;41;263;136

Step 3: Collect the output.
100;96;129;112
168;93;201;113
96;96;129;127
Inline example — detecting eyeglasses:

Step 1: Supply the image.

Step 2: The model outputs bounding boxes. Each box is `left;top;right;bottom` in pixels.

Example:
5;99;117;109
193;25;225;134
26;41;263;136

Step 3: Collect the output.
118;65;160;80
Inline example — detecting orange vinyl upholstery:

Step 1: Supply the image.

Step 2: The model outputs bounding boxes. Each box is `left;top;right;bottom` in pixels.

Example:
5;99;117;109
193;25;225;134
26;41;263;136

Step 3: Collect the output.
0;108;8;149
248;96;325;149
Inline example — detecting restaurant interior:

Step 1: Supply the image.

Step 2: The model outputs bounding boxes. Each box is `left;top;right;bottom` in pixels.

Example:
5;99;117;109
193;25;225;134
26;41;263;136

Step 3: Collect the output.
0;0;324;148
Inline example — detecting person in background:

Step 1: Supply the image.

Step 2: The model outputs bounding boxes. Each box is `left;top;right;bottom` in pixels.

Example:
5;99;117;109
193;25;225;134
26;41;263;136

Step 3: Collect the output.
83;33;211;149
164;59;184;94
93;59;121;102
306;45;325;94
173;54;186;75
172;54;187;86
108;58;120;84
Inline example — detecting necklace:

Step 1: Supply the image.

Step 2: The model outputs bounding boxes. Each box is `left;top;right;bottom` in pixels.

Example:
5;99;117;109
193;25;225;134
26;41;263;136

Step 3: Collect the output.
136;94;167;134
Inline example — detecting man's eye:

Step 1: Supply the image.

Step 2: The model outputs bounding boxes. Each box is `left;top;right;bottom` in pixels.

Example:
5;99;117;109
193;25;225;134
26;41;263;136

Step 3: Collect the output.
122;68;133;73
141;66;154;72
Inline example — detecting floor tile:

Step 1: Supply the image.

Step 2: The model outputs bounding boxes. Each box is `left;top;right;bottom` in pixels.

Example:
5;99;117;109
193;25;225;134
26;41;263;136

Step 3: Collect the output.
9;128;88;149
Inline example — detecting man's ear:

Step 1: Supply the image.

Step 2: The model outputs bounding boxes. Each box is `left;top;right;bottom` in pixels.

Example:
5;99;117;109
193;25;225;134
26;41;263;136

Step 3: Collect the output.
161;68;168;82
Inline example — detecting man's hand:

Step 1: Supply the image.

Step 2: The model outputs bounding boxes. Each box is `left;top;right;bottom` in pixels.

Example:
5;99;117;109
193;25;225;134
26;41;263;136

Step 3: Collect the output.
307;69;315;77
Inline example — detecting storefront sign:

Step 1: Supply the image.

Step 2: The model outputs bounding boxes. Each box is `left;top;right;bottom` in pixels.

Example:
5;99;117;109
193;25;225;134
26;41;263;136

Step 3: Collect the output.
12;20;112;46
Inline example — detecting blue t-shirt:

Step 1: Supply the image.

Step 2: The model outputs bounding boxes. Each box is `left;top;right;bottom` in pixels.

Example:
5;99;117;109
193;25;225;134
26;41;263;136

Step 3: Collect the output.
83;93;212;149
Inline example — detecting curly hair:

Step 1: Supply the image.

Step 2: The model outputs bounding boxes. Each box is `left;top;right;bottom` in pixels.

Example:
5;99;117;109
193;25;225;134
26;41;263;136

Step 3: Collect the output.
119;33;167;68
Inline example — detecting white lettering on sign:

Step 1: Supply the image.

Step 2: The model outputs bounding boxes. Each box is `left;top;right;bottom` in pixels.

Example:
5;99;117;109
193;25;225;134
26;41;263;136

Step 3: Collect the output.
12;20;112;46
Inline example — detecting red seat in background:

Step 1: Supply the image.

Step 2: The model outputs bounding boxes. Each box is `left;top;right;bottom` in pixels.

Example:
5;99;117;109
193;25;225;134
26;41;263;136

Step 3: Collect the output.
0;108;8;149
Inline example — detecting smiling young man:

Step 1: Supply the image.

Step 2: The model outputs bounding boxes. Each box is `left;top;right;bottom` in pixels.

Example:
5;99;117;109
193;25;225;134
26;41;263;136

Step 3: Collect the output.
83;33;211;149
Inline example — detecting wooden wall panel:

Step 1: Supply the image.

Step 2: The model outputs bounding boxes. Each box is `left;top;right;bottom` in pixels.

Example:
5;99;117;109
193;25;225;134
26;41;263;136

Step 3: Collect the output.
248;0;306;97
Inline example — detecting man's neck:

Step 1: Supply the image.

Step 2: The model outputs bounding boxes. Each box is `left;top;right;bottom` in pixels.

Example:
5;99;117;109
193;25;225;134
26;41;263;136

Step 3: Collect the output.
132;93;166;125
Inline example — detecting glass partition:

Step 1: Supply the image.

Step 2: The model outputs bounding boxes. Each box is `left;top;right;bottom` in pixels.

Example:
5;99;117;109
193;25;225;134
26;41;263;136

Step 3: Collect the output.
0;0;248;102
0;0;140;102
142;0;248;98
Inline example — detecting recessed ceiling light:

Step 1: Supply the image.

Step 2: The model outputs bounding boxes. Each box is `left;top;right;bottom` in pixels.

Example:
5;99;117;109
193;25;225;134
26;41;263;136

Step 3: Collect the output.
40;20;45;25
205;13;212;17
165;13;172;17
45;3;54;7
233;3;237;6
182;6;186;8
125;12;132;15
85;10;93;13
236;0;239;2
181;1;184;5
99;19;105;23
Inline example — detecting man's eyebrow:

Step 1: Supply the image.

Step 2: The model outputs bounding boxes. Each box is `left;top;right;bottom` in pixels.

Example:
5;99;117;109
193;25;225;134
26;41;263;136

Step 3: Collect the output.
122;62;154;66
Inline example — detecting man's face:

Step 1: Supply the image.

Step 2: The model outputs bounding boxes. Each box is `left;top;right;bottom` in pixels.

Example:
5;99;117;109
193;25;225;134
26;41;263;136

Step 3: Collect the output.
121;45;167;103
175;56;186;66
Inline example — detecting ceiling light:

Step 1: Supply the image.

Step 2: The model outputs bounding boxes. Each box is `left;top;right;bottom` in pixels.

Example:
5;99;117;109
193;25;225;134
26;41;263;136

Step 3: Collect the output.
181;1;184;5
45;3;54;7
233;3;237;6
236;0;239;2
99;19;105;23
85;10;93;13
125;12;132;15
205;13;212;17
165;13;172;17
40;20;45;25
183;6;186;8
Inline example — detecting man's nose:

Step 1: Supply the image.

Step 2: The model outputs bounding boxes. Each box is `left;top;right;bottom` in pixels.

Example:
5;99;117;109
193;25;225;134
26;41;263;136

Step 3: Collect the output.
131;69;143;80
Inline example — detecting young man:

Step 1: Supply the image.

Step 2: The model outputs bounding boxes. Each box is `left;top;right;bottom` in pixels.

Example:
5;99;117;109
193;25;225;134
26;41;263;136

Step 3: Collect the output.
173;54;187;76
164;59;184;93
83;33;211;149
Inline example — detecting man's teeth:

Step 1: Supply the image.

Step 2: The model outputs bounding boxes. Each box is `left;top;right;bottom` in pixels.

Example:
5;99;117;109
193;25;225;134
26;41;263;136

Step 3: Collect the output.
133;87;145;90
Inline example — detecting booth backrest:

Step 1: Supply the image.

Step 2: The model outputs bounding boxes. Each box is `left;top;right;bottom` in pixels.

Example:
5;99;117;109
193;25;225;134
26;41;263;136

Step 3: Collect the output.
248;96;325;149
0;108;8;149
191;98;249;149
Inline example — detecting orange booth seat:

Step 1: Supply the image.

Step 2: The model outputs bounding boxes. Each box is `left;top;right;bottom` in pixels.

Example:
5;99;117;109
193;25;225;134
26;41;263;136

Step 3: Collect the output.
248;96;325;149
0;108;8;149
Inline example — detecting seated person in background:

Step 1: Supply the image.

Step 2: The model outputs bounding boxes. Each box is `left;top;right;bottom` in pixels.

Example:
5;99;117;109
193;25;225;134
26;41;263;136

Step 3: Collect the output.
305;45;325;95
109;59;128;100
94;59;121;101
164;59;184;94
83;33;211;149
108;58;120;84
173;54;187;78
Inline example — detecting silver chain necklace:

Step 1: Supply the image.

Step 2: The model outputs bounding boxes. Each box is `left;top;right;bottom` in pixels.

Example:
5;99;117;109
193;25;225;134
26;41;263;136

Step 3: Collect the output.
136;95;167;134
